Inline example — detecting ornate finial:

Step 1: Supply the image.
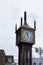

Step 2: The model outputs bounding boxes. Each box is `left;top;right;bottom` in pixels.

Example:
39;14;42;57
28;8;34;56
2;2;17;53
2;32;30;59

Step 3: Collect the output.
34;20;36;29
15;24;17;33
21;17;22;26
24;11;27;24
23;11;29;27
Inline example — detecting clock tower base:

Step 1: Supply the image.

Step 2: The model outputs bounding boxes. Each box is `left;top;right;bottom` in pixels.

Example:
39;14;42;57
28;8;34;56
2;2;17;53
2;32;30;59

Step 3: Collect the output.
18;43;32;65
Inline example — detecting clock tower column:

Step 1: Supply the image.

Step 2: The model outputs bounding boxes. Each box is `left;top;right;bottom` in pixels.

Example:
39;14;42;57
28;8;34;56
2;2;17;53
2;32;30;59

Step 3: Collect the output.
15;11;36;65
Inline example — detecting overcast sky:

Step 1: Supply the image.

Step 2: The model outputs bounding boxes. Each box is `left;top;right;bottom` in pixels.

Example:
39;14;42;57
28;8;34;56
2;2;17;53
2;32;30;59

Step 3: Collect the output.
0;0;43;59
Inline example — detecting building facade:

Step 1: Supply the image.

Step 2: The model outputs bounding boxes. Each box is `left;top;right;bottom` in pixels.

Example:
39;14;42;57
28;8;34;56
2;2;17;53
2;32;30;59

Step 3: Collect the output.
32;58;43;65
0;49;15;65
0;49;5;65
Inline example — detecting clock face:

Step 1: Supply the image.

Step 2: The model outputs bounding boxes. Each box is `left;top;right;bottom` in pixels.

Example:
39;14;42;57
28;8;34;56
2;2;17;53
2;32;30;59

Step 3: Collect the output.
21;30;33;43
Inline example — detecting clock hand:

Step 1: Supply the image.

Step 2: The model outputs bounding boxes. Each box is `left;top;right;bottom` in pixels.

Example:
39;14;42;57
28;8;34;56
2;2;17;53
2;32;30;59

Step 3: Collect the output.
26;33;29;38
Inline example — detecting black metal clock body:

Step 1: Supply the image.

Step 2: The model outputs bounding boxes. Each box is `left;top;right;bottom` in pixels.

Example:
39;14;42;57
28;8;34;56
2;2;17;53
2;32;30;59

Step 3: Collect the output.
15;11;36;65
16;26;35;46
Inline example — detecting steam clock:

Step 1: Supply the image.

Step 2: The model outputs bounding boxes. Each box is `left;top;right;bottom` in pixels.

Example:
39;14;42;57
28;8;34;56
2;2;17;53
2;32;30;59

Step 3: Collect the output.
15;11;36;65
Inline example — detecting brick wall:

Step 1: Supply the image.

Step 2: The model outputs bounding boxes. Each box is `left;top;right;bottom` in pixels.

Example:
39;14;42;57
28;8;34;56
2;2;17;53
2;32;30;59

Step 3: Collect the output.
0;50;5;65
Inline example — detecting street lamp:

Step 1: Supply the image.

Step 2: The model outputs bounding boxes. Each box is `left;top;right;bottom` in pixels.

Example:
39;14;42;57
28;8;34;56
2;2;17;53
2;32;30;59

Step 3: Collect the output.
35;47;43;65
35;47;43;57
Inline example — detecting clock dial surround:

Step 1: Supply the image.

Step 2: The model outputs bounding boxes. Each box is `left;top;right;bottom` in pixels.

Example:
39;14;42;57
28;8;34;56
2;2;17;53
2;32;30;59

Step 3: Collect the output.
22;31;33;41
21;28;35;44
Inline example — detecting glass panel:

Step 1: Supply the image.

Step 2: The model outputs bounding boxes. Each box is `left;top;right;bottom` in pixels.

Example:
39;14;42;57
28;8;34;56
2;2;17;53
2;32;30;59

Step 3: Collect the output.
24;48;30;65
8;58;12;63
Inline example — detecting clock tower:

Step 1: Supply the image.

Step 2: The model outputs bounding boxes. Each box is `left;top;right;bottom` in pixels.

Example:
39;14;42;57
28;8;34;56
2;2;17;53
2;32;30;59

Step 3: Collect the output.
15;11;36;65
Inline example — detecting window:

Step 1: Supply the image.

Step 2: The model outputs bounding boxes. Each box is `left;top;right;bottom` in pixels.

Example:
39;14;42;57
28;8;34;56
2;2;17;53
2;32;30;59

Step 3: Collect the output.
8;58;12;63
0;54;2;63
33;62;36;65
24;47;30;65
